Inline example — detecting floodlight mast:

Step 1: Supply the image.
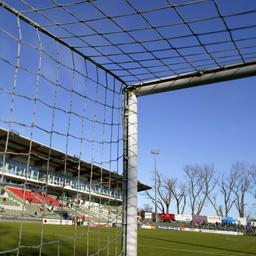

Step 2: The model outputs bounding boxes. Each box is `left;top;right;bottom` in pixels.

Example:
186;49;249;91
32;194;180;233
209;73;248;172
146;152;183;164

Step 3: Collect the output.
151;149;160;222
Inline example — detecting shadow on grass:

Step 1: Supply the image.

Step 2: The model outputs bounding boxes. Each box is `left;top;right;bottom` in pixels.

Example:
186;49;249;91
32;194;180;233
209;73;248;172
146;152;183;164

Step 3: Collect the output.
140;235;256;255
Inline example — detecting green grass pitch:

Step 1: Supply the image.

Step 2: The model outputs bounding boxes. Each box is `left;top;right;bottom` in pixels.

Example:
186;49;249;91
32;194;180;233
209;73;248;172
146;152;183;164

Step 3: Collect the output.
0;222;255;255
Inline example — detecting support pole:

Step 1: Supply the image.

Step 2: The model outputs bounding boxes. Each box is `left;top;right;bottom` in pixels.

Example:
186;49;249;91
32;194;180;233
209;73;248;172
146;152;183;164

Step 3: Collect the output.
123;90;138;256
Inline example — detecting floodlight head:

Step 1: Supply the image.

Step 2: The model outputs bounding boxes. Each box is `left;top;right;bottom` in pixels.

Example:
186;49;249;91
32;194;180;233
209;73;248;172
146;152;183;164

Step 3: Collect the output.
151;149;160;155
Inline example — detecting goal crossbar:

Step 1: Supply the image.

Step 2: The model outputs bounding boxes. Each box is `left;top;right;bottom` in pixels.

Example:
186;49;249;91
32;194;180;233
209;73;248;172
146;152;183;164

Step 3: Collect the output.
130;61;256;97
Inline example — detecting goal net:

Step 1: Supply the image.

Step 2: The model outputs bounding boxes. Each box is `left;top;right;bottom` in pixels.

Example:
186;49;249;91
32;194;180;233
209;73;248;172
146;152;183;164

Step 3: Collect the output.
0;3;124;256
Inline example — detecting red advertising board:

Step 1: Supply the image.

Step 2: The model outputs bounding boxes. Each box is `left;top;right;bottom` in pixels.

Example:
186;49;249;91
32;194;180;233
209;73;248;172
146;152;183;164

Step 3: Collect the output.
161;213;175;222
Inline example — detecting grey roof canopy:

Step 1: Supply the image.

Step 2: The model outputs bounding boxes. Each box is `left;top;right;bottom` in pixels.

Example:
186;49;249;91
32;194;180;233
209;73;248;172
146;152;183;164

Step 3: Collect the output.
1;0;256;92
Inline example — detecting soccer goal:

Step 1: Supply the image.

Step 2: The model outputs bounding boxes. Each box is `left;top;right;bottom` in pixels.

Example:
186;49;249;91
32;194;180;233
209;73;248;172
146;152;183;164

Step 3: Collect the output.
0;2;127;256
1;1;256;256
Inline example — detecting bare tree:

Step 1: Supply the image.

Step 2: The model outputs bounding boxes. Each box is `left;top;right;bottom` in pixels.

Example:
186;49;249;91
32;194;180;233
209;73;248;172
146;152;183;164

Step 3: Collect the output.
250;164;256;200
231;162;250;218
168;178;187;214
207;193;222;216
145;190;165;213
200;164;216;214
145;171;172;214
184;164;202;216
218;172;237;217
157;173;172;214
250;165;256;217
184;164;215;215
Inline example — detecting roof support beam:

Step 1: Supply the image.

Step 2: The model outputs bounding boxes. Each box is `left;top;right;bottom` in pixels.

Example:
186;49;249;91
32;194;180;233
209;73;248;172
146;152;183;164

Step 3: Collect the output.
132;62;256;97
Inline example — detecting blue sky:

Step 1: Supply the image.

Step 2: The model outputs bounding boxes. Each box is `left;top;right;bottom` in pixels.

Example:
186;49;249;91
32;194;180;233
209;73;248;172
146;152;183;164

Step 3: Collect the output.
138;76;256;216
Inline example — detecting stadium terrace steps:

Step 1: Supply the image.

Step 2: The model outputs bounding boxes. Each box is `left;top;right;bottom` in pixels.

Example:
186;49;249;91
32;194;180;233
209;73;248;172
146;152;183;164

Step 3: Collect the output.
1;186;121;223
5;186;62;207
33;192;62;207
1;186;61;218
5;186;43;204
69;201;122;224
0;186;22;211
0;197;20;207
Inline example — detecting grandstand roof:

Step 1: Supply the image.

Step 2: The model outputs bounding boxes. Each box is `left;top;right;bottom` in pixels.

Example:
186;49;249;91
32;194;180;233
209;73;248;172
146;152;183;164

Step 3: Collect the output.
0;128;150;192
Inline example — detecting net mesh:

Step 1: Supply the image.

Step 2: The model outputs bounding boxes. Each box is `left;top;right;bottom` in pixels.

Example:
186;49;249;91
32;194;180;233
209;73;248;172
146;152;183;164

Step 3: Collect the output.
0;3;124;255
1;0;256;85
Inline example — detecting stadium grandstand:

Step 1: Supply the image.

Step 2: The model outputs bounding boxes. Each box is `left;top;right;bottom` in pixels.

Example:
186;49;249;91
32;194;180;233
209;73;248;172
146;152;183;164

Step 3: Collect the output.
0;128;150;222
